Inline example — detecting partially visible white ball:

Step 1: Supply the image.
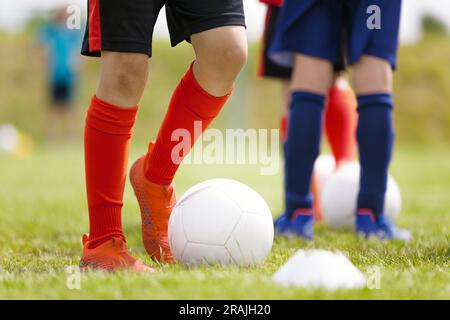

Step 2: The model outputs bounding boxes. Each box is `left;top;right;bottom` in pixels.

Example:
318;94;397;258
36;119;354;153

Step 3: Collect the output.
313;154;336;194
320;161;401;229
169;179;274;266
0;124;19;154
385;177;402;221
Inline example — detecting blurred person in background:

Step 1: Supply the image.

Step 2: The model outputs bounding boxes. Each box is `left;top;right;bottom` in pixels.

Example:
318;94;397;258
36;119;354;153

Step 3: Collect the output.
258;0;358;234
270;0;411;240
38;6;82;142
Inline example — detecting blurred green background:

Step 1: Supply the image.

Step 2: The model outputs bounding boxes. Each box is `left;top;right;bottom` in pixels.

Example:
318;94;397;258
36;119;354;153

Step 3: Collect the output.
1;20;449;147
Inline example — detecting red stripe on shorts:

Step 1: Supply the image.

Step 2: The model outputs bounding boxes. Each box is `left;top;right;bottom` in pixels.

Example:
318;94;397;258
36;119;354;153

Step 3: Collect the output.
88;0;101;52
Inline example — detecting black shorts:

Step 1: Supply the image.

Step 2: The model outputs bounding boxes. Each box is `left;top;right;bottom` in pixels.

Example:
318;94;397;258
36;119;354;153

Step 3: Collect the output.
81;0;246;57
259;5;292;79
259;5;347;80
50;81;74;106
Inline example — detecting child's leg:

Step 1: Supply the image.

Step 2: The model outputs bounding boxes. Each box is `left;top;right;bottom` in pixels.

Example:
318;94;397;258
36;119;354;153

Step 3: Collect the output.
353;55;394;219
85;52;148;248
130;26;248;261
352;61;410;241
324;74;358;165
144;26;248;185
284;54;334;215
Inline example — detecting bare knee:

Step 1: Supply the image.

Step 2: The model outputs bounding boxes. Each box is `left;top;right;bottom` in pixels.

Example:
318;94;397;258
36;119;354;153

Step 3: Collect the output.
291;54;334;95
192;26;248;96
353;55;392;94
215;42;248;75
96;52;149;107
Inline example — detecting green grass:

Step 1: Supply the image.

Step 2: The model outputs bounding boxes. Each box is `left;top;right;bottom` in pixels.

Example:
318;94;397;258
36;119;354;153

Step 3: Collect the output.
0;143;448;299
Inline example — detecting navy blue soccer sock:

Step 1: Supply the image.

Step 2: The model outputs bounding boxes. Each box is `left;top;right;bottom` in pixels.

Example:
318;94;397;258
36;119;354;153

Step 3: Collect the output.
356;93;395;219
284;91;325;215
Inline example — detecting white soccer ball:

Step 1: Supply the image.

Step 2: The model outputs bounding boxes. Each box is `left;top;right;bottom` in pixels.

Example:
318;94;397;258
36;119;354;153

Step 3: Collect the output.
169;179;274;266
321;161;402;229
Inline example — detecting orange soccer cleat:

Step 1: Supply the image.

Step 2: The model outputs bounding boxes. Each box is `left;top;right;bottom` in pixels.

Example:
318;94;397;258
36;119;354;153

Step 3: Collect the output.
79;234;154;272
130;143;176;263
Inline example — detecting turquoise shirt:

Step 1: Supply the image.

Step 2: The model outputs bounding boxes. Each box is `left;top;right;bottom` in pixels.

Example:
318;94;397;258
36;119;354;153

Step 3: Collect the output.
39;23;82;84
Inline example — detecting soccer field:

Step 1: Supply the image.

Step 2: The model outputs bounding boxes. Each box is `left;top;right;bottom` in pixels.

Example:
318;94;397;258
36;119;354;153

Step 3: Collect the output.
0;144;448;299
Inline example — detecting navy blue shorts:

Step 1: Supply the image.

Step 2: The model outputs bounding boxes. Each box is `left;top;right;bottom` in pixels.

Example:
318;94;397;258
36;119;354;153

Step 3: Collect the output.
269;0;402;69
259;4;347;79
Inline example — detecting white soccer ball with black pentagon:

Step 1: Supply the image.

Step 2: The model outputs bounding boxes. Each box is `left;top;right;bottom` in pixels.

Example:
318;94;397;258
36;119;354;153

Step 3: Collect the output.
169;179;274;266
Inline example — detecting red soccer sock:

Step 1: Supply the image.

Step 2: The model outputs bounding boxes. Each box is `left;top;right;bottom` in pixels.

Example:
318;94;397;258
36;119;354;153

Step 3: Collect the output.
324;85;358;166
84;96;138;248
280;113;288;143
145;62;231;185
